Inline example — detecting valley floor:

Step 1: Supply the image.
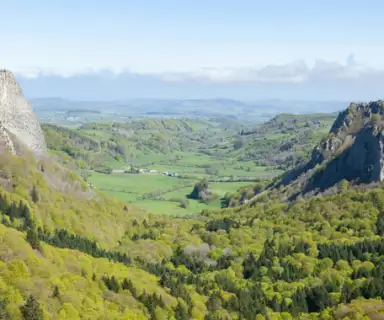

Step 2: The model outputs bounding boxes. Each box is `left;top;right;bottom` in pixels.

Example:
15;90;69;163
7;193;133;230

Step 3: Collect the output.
88;156;281;215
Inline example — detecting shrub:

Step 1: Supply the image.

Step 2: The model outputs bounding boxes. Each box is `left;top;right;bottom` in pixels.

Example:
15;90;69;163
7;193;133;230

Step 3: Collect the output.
180;199;189;209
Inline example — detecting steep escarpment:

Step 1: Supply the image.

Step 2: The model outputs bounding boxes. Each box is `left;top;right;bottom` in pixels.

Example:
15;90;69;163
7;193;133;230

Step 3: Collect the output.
0;70;46;154
278;100;384;198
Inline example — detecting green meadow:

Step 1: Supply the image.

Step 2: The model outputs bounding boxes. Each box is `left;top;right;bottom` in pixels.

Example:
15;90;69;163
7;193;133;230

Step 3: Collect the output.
89;171;258;215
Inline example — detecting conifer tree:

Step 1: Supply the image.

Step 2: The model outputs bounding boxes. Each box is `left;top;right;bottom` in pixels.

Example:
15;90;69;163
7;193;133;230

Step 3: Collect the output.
53;285;60;299
26;229;41;250
20;295;43;320
121;278;130;290
31;186;39;203
376;212;384;236
0;298;10;320
174;301;188;320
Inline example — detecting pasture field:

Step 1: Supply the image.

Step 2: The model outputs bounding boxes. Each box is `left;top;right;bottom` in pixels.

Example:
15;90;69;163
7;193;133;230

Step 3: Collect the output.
89;170;264;215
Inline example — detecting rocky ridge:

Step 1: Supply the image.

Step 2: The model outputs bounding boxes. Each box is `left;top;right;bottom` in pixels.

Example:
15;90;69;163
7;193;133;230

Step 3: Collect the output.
0;70;46;154
278;100;384;198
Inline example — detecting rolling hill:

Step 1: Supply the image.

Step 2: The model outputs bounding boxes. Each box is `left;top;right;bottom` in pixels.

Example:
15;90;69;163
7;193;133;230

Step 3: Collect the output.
2;72;384;319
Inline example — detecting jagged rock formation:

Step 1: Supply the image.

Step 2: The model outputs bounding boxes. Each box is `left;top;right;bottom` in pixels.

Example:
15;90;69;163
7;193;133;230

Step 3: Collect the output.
0;70;46;154
279;100;384;198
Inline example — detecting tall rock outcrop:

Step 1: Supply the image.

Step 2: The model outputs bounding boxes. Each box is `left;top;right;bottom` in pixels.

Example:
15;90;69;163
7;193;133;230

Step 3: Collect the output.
0;70;46;154
278;100;384;198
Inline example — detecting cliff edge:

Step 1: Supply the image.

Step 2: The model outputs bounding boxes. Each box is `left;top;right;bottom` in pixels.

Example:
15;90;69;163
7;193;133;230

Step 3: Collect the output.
0;70;46;154
278;100;384;198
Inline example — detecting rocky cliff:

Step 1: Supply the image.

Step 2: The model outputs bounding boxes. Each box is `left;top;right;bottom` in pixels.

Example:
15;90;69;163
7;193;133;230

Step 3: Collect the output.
0;70;46;155
278;100;384;198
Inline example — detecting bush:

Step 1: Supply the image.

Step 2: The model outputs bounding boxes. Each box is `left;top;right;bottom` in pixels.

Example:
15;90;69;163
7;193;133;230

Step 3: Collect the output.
234;137;245;150
180;199;189;209
94;166;113;174
371;113;382;124
205;166;219;176
190;179;209;200
20;295;43;320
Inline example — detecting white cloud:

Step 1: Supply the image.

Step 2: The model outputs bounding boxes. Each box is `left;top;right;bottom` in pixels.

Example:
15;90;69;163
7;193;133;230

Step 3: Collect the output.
157;57;384;84
11;55;384;85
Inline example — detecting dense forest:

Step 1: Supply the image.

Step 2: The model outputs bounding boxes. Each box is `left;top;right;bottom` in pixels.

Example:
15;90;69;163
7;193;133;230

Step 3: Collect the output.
235;113;336;170
1;129;384;319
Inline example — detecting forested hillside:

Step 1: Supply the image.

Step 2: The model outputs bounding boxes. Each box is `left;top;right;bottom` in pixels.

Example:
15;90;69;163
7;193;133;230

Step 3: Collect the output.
230;113;336;170
42;118;240;172
42;114;335;173
2;130;384;318
41;114;334;215
6;1;384;318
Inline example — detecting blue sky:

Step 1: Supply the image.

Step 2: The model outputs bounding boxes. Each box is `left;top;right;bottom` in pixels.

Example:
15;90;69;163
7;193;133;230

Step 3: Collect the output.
2;0;384;100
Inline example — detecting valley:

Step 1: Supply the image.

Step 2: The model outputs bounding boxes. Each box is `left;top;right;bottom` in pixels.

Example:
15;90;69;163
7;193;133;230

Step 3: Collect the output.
4;2;384;319
4;70;384;319
41;114;334;215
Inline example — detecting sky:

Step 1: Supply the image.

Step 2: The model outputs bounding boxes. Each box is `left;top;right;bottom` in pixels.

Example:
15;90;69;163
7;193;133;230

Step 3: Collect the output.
2;0;384;100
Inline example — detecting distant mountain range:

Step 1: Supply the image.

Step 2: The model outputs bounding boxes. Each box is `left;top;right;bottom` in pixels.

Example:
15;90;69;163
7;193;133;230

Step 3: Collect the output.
31;97;348;123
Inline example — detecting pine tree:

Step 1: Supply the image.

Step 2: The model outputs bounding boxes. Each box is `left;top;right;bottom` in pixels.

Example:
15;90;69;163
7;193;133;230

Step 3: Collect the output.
272;295;281;312
0;298;10;320
20;295;43;320
23;207;34;230
6;203;18;221
227;295;239;311
174;301;188;320
26;229;41;250
0;194;7;212
31;186;39;203
291;288;308;315
377;212;384;236
207;292;221;312
53;285;60;299
121;278;130;290
106;276;120;293
242;252;257;279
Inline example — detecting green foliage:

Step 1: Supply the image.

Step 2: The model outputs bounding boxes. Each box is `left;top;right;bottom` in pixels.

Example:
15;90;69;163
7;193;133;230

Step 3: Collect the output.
44;118;282;216
30;186;39;203
233;136;245;150
52;285;60;299
371;113;381;124
26;229;40;250
338;179;349;192
190;178;209;199
236;113;336;169
5;113;384;319
0;298;10;320
180;198;189;209
20;295;43;320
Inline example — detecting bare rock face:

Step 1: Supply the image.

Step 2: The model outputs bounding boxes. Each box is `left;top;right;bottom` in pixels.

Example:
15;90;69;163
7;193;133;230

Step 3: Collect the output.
0;70;46;154
278;100;384;198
